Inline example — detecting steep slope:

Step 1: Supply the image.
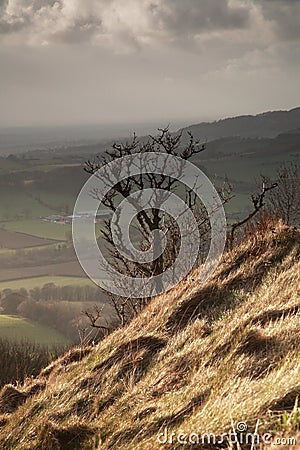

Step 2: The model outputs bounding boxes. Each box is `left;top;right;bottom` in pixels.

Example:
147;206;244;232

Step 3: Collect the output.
0;223;299;449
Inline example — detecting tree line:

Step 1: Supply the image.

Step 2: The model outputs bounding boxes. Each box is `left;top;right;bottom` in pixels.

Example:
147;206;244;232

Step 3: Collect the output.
0;285;111;342
1;283;107;305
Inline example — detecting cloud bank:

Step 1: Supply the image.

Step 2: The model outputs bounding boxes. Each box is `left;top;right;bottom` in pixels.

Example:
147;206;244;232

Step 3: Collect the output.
0;0;298;51
0;0;299;127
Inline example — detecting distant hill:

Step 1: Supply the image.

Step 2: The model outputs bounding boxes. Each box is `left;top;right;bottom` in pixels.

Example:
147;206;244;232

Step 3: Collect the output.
180;106;300;142
2;106;299;159
200;128;300;158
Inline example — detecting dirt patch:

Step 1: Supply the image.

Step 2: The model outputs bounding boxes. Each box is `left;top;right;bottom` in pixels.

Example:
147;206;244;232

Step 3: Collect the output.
0;385;27;413
0;414;9;427
38;421;94;450
269;387;300;411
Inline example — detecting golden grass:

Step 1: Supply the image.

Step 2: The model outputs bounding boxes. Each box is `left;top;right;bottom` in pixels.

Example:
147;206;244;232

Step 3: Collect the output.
0;223;299;449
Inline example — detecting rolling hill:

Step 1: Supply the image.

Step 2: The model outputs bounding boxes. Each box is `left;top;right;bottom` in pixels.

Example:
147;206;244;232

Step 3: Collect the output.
0;222;299;449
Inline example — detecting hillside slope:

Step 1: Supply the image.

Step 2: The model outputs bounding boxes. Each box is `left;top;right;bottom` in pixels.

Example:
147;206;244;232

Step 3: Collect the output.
0;223;299;449
180;106;300;142
196;129;300;159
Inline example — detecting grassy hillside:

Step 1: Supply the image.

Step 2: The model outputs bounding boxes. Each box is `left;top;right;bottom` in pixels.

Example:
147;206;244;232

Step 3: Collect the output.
0;224;299;449
0;316;70;346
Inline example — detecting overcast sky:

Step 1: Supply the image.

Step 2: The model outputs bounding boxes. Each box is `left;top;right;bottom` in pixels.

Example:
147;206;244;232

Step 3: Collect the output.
0;0;299;128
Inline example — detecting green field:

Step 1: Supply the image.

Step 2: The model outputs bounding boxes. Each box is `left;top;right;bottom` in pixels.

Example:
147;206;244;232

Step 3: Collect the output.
0;242;65;255
0;184;75;241
201;152;298;183
1;219;71;241
0;315;71;345
0;275;95;291
0;248;14;255
0;191;53;219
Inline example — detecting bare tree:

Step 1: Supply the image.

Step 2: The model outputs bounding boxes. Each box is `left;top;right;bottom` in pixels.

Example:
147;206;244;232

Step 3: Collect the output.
263;162;299;226
85;129;204;281
83;305;111;340
228;181;278;248
84;128;231;326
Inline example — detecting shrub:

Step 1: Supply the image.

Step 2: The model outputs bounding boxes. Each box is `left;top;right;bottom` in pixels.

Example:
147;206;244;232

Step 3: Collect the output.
0;338;66;388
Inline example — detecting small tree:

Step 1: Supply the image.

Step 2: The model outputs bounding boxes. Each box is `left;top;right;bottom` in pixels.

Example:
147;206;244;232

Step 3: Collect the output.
1;292;25;315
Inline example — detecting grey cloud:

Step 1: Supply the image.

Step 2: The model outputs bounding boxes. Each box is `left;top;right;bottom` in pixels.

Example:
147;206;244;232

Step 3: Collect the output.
0;0;8;9
0;0;132;49
0;0;51;35
1;0;299;50
148;0;251;38
256;0;300;39
0;0;252;48
47;15;103;45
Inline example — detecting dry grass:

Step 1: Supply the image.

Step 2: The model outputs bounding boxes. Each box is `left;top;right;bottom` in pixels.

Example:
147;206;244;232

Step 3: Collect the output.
0;223;299;449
